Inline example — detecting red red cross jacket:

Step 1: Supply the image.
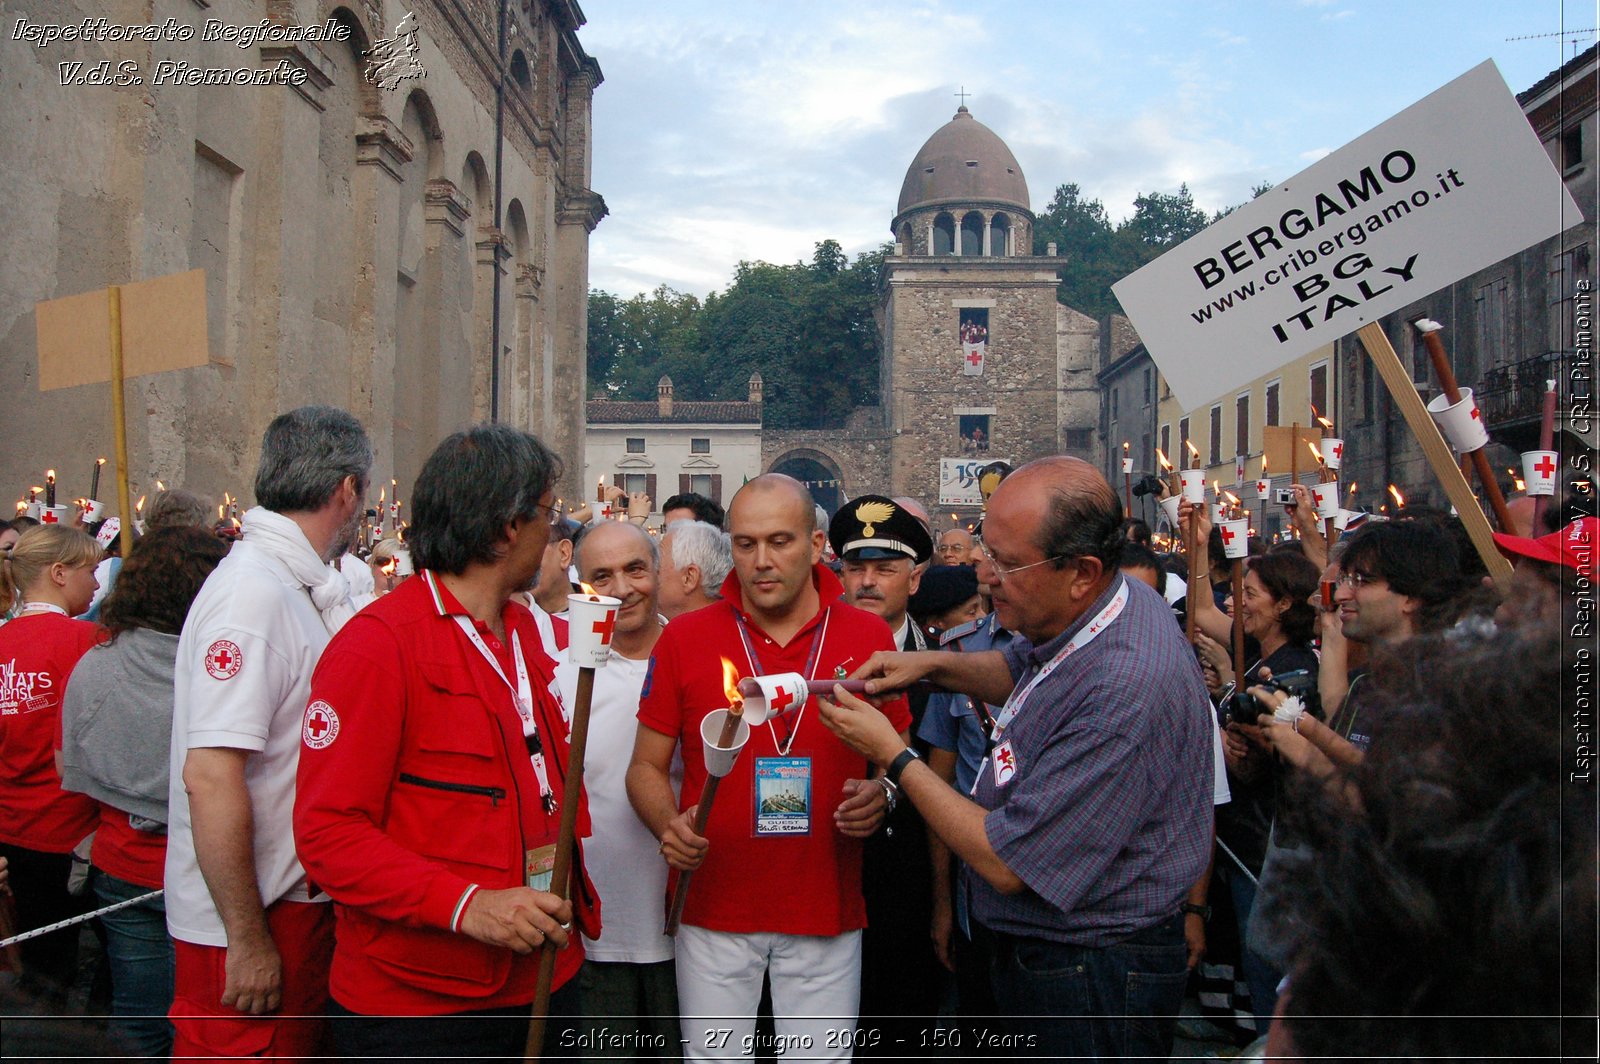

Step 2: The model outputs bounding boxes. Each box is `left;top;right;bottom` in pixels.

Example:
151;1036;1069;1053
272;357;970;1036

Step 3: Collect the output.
294;573;600;1015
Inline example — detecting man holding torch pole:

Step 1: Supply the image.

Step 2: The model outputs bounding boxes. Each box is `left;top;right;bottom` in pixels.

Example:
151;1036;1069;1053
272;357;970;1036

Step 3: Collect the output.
626;474;908;1063
294;425;599;1061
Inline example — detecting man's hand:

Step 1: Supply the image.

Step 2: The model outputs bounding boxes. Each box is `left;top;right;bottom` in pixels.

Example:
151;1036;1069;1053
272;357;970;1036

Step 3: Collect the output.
818;685;905;766
658;806;710;872
1184;913;1207;970
459;887;573;954
220;931;282;1015
848;651;938;699
833;778;887;838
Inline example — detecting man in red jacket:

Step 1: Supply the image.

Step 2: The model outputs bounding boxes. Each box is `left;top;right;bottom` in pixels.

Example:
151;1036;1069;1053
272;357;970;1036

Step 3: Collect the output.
295;425;598;1061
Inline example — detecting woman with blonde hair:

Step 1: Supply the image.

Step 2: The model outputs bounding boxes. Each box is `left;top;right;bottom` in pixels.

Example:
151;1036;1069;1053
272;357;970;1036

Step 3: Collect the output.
0;524;104;1003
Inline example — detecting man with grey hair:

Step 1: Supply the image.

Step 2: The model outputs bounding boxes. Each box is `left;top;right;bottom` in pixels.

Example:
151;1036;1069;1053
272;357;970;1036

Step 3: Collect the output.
657;519;732;621
166;405;371;1058
559;520;682;1055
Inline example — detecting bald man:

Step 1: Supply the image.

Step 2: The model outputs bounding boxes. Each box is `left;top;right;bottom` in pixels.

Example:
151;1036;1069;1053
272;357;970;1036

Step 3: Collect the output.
936;528;976;566
820;457;1213;1062
627;475;911;1063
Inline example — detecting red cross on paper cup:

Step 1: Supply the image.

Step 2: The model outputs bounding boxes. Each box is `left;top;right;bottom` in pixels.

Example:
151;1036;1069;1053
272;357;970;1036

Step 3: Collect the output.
1426;386;1490;453
1323;438;1344;471
566;591;623;668
1522;450;1560;496
1256;479;1272;500
742;672;808;727
1220;518;1250;560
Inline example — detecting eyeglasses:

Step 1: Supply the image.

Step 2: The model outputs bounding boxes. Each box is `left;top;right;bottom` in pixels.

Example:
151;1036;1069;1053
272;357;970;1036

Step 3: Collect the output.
1335;570;1384;590
530;500;563;524
973;537;1065;584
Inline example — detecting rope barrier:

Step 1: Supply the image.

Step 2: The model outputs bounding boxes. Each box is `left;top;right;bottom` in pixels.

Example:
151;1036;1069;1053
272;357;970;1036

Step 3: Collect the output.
0;888;164;948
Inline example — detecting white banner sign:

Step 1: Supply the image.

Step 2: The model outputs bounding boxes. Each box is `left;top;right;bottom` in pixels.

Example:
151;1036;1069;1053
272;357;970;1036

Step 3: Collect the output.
939;457;1008;506
1112;60;1581;411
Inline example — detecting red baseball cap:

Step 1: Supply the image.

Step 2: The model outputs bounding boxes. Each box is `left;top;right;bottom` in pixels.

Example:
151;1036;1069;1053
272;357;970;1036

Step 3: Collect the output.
1492;516;1598;579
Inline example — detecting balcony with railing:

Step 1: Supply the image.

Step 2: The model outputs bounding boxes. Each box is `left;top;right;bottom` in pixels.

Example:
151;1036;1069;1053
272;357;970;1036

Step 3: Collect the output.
1475;350;1573;446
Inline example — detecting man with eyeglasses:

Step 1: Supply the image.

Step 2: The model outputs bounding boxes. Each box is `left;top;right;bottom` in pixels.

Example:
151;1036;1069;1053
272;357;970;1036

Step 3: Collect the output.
626;474;909;1063
1321;519;1466;749
818;456;1213;1061
935;527;976;566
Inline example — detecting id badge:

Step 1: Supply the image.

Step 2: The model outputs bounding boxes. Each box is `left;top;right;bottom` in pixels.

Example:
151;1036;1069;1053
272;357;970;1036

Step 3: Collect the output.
525;844;556;892
753;756;811;836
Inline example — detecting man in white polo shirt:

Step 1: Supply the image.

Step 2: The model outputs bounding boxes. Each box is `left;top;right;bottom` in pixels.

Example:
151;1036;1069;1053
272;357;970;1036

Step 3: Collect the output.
559;519;681;1057
165;405;371;1058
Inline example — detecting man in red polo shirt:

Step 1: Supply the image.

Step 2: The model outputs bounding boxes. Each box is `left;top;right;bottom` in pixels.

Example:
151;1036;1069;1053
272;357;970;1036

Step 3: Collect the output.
295;426;597;1061
627;474;909;1063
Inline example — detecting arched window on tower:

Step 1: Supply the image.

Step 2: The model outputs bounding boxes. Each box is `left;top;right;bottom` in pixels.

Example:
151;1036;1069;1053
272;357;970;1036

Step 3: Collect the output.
897;223;911;254
961;211;984;256
509;49;532;94
932;213;955;256
990;213;1011;256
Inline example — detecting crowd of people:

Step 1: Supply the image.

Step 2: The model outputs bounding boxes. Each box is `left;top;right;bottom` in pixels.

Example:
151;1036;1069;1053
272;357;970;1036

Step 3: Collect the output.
0;405;1592;1061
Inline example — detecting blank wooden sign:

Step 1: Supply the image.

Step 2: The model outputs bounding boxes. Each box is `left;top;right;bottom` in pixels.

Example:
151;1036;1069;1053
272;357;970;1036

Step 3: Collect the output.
36;269;210;392
1263;425;1328;478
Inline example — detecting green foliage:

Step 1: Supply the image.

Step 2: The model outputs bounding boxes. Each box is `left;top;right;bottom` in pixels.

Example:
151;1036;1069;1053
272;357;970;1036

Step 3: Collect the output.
587;240;885;428
1032;181;1267;318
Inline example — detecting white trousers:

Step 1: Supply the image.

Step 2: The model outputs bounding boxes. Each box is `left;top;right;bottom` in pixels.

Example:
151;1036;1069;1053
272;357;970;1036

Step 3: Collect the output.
676;924;862;1062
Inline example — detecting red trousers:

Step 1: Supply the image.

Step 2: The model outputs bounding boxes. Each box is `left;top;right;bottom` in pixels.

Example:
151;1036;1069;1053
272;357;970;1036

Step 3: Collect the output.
170;900;334;1061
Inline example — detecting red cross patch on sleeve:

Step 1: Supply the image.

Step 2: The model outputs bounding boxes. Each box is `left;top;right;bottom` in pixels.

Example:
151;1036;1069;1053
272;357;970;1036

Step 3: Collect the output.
204;639;243;680
302;700;340;749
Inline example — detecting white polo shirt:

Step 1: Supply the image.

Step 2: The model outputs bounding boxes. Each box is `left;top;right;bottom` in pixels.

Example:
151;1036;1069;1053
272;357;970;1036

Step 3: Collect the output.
557;648;681;964
165;538;332;946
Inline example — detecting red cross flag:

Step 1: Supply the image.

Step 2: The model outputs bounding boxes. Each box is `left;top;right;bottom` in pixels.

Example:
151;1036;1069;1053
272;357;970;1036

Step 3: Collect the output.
961;339;985;377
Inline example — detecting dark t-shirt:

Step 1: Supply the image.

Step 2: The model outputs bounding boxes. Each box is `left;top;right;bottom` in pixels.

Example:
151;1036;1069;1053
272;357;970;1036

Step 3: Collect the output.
1216;642;1320;875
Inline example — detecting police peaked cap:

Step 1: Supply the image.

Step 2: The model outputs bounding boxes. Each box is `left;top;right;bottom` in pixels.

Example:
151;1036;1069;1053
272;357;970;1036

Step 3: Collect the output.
828;495;933;565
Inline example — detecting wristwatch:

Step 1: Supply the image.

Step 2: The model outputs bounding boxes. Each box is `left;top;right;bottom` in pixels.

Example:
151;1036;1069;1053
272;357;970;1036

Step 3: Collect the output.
885;746;921;787
1180;902;1212;922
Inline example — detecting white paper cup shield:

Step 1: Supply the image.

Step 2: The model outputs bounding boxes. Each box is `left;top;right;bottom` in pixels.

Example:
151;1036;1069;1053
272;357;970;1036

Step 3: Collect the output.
699;709;751;778
393;548;414;576
1209;502;1228;526
24;500;42;520
1121;457;1134;474
81;499;107;522
1179;469;1206;504
1425;387;1490;453
1335;508;1356;531
1158;496;1181;530
1255;479;1271;500
1310;481;1341;519
1321;438;1345;471
40;505;71;525
739;672;807;727
567;592;623;667
1521;450;1559;496
1218;518;1250;560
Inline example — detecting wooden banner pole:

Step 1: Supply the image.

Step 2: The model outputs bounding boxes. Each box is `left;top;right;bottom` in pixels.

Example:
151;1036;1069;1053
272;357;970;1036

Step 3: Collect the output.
108;287;134;539
1355;323;1512;592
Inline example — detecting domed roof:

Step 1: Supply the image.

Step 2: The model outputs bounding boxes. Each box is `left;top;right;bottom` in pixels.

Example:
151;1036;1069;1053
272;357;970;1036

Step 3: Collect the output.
896;106;1030;220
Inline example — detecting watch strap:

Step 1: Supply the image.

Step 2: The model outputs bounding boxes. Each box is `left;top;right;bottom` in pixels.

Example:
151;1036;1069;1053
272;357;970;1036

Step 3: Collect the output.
885;746;921;787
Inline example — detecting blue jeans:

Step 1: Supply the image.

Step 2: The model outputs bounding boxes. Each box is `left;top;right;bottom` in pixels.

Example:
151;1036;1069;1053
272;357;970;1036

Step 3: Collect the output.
985;913;1189;1060
93;869;174;1057
1226;866;1282;1034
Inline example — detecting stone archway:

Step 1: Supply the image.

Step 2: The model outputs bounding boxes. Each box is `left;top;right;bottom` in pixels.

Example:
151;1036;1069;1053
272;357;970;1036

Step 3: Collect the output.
769;448;847;517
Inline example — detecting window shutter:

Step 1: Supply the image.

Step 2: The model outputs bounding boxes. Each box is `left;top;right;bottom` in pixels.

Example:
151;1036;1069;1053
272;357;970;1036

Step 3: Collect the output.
679;474;691;495
710;474;723;504
646;474;657;509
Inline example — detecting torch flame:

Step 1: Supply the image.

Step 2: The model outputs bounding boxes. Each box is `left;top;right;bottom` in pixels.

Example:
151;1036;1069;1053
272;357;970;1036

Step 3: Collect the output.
46;469;55;481
96;457;105;467
1348;481;1358;496
379;487;386;504
156;480;165;492
578;581;598;597
720;657;743;708
29;486;42;495
1123;441;1130;452
1307;441;1324;464
136;495;145;513
1317;415;1334;431
1184;439;1201;463
1155;448;1173;472
1260;453;1269;476
15;500;25;513
1389;484;1405;508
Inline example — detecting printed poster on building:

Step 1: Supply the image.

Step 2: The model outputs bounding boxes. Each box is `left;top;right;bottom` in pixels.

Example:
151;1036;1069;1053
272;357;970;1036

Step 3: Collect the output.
1112;60;1581;411
940;457;1009;506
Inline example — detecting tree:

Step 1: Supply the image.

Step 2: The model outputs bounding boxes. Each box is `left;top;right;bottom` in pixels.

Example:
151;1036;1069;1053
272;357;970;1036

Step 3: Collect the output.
587;240;885;428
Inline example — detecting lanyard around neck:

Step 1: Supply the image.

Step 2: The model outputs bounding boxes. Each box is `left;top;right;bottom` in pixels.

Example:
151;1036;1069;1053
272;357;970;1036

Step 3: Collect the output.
18;602;68;617
428;572;556;811
990;581;1129;743
733;606;830;757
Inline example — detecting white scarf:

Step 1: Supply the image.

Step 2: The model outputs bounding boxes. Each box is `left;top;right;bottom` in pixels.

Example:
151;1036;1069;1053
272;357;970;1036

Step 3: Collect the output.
240;506;355;634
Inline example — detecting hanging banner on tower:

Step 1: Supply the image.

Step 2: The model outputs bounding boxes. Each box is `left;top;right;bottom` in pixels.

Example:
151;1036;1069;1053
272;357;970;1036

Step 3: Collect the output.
1111;60;1581;411
959;308;987;376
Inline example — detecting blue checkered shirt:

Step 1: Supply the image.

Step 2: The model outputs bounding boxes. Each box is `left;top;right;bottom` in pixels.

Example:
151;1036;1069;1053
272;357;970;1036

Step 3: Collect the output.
966;574;1214;946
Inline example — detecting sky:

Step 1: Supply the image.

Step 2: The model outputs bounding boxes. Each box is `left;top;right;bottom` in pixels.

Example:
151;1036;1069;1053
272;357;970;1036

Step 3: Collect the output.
577;0;1596;299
